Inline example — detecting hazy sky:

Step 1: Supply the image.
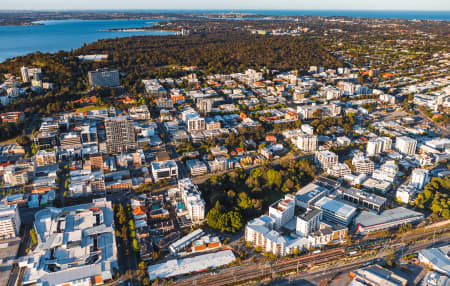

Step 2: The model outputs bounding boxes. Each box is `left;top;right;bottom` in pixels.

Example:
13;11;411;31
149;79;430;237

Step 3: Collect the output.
2;0;449;11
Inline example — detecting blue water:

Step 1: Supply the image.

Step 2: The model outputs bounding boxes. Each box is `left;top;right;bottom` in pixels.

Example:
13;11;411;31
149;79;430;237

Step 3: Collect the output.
0;19;175;63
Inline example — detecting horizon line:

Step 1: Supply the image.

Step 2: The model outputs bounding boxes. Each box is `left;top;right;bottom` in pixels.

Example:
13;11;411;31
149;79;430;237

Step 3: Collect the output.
1;8;450;12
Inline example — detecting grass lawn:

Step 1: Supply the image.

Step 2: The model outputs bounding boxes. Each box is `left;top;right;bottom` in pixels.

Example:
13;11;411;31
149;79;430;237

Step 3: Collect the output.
75;105;107;112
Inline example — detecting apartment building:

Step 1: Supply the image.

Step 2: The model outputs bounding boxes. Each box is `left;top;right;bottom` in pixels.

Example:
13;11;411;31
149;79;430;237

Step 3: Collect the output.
395;136;417;156
367;137;392;156
352;151;374;174
0;203;21;240
178;179;205;223
294;134;318;152
316;150;338;170
327;163;351;178
411;168;430;190
268;197;296;230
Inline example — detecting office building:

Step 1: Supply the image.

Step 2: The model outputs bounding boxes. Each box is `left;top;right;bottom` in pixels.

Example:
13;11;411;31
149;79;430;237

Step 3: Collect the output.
316;150;338;170
395;136;417;156
338;187;386;213
3;165;31;186
314;197;357;226
0;203;21;240
80;125;98;144
59;132;82;149
20;198;118;286
88;68;120;87
186;159;208;176
294;134;318;152
151;160;178;181
105;116;136;153
411;168;430;190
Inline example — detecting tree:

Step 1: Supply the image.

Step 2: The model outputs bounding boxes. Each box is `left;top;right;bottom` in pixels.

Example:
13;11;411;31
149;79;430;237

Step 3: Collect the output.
237;192;252;209
132;238;140;252
16;135;31;146
228;211;243;232
30;229;38;246
266;169;282;188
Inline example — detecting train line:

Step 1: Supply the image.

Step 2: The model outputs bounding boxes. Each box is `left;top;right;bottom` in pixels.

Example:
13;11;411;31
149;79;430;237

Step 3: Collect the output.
172;226;450;286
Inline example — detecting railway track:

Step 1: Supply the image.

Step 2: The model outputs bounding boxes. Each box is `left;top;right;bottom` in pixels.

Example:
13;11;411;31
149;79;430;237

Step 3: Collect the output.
171;226;450;286
176;249;344;286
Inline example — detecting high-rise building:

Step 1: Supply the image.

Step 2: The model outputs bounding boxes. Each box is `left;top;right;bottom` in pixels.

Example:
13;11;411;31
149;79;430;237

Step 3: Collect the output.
395;136;417;156
294;134;317;152
21;66;29;83
105;116;136;153
0;203;21;240
411;168;430;190
88;68;120;87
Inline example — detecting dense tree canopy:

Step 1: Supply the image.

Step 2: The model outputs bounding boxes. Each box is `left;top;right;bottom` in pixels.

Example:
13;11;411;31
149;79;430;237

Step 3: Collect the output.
200;158;316;232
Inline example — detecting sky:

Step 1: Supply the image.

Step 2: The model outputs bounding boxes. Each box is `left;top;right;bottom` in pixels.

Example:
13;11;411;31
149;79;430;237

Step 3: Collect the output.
2;0;449;11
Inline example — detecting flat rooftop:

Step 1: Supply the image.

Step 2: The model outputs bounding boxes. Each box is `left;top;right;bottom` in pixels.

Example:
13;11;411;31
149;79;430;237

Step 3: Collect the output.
21;198;117;286
341;187;386;206
314;197;357;219
296;183;328;203
148;250;236;280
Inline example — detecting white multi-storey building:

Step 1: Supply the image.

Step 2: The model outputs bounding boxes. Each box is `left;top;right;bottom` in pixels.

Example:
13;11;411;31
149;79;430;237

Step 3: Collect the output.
327;163;351;178
352;151;374;174
316;150;338;171
372;160;398;183
0;203;21;240
395;136;417;156
367;137;392;156
396;184;417;204
151;160;178;181
411;168;430;190
179;179;205;223
268;196;296;230
294;134;317;152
